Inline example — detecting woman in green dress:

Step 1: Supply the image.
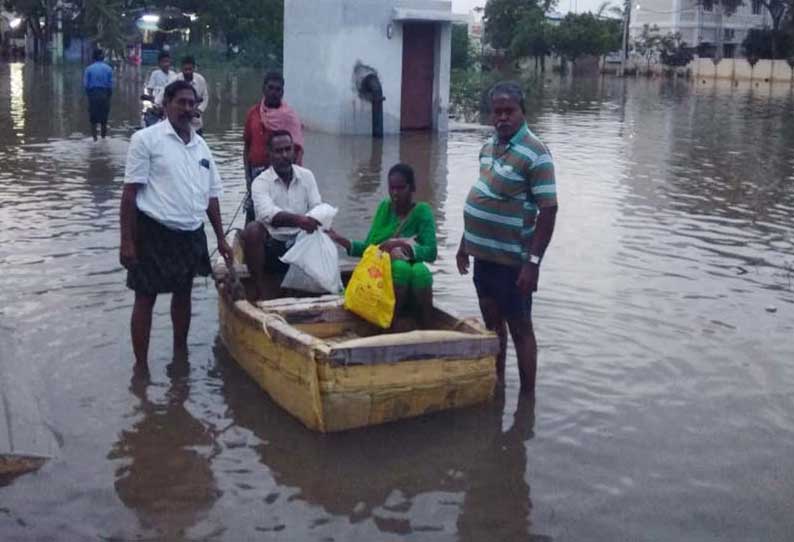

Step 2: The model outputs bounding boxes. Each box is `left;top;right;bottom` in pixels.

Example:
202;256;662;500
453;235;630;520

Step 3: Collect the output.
329;163;437;328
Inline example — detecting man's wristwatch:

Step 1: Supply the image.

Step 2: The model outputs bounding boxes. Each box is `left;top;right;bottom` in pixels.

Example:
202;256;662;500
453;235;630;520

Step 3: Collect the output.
528;254;541;265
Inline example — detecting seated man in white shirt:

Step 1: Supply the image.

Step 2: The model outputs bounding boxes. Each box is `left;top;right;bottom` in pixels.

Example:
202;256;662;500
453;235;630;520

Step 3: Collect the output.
243;129;323;300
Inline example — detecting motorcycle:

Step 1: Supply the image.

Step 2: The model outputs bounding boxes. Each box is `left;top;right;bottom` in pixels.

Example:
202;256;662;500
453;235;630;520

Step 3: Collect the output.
140;94;162;129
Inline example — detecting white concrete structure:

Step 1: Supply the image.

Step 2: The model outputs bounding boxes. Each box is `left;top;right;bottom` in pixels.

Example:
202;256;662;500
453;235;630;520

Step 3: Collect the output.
284;0;460;135
630;0;771;58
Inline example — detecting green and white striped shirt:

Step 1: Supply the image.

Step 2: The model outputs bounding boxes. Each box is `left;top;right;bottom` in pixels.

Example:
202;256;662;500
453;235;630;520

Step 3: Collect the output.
463;123;557;266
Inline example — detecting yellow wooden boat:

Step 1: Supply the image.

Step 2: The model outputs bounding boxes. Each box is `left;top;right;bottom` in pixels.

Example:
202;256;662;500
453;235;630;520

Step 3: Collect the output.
214;262;498;433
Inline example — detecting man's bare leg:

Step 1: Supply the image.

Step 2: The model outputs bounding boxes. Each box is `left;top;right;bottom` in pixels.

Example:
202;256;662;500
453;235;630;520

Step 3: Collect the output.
242;221;267;300
478;297;508;384
171;286;192;359
131;293;156;371
507;317;537;396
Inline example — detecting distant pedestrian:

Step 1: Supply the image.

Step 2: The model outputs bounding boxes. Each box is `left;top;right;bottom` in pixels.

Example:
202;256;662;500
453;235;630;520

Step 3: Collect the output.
457;81;558;395
243;71;305;222
155;56;209;136
84;49;113;141
145;51;177;99
120;80;233;375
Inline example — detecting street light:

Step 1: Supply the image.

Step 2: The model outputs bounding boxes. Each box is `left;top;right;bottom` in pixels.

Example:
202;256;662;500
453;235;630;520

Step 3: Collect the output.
141;14;160;24
9;17;23;29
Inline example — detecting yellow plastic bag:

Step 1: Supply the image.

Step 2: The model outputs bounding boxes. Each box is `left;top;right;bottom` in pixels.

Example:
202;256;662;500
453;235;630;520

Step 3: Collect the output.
344;245;395;329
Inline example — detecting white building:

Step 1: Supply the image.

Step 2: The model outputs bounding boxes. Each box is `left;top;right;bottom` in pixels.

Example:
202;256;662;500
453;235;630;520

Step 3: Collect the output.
284;0;461;135
630;0;771;58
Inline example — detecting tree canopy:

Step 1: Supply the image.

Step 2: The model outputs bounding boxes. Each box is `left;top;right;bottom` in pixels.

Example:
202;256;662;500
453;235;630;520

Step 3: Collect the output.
483;0;556;50
552;12;622;62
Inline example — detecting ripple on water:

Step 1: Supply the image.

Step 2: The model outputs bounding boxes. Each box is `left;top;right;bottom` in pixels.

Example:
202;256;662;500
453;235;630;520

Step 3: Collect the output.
1;71;793;541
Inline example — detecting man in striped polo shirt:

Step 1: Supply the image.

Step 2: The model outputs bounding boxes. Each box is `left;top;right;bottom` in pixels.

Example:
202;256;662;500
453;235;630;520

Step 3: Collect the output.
457;81;558;395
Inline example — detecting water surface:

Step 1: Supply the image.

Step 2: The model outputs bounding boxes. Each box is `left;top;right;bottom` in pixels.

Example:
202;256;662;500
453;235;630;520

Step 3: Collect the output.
1;64;793;541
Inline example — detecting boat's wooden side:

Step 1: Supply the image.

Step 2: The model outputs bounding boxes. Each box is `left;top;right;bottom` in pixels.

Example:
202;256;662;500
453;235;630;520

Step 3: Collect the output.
217;292;327;431
315;356;496;432
216;283;498;432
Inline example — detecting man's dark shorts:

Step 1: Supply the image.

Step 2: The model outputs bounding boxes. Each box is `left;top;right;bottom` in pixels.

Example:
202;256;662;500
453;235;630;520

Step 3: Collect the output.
126;211;211;295
87;87;111;125
473;259;533;321
264;236;289;274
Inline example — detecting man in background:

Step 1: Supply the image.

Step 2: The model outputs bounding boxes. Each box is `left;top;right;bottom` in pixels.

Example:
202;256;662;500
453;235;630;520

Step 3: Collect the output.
145;51;177;99
155;56;209;136
243;71;305;222
83;49;113;141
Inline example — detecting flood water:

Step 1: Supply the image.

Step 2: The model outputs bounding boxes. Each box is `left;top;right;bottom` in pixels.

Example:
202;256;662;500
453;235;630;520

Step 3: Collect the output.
1;64;793;541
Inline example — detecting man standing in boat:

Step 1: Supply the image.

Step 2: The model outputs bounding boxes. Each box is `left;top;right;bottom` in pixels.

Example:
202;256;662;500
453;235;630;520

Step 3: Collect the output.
243;130;323;300
457;81;558;396
120;80;233;374
243;72;305;223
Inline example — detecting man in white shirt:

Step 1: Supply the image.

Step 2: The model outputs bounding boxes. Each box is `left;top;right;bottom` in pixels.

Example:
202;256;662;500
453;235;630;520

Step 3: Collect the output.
145;51;178;99
120;80;233;375
155;55;209;135
243;129;323;300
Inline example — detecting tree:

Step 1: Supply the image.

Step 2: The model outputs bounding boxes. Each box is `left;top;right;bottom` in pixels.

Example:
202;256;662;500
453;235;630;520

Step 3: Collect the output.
657;32;694;66
452;23;474;69
83;0;137;60
551;12;622;64
742;27;794;59
746;0;789;57
5;0;51;60
483;0;556;50
509;6;552;70
595;1;625;18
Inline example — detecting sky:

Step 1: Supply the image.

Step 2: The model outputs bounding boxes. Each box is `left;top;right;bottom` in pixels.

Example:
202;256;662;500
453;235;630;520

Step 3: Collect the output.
451;0;609;16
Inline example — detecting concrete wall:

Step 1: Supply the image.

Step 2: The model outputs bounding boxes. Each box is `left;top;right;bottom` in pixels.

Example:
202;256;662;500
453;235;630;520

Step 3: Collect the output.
284;0;453;135
692;57;794;82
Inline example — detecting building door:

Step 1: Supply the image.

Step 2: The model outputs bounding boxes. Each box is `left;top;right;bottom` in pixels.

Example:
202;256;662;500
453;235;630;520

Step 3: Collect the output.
401;23;436;131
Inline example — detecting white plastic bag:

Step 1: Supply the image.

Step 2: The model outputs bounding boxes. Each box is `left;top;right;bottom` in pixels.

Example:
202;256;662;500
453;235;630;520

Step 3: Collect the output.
280;204;343;294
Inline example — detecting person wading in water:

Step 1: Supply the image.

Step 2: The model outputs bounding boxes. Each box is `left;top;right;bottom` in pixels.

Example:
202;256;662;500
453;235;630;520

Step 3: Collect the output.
120;80;233;376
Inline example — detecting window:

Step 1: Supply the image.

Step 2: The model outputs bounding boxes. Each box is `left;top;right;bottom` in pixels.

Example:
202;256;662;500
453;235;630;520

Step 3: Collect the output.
724;28;735;40
751;0;762;14
703;1;712;11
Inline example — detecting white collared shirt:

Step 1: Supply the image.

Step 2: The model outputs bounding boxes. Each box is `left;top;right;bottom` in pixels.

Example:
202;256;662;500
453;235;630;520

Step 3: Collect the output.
124;120;223;231
146;68;178;95
252;166;323;241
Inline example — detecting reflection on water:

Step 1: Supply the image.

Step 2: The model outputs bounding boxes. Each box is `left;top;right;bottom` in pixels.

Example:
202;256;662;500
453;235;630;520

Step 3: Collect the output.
9;63;25;135
0;67;793;541
109;364;219;539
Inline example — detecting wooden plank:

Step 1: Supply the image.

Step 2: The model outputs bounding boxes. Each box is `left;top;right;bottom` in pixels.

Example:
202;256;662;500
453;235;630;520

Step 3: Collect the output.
0;327;57;475
256;295;343;312
320;376;495;432
318;356;495;393
329;332;499;365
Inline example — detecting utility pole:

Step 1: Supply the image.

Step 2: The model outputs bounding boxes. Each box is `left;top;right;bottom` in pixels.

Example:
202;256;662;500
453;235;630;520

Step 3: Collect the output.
619;0;632;76
52;0;63;64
